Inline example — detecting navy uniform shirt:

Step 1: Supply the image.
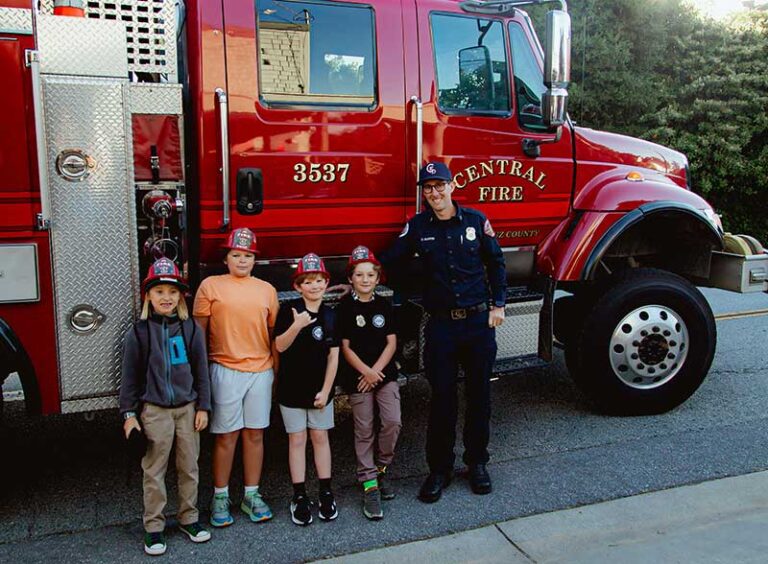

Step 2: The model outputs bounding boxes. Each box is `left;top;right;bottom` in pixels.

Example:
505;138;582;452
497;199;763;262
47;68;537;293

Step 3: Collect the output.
379;203;506;312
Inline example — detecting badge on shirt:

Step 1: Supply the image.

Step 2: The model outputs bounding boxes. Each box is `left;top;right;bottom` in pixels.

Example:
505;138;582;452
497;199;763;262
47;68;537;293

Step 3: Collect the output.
356;315;366;328
312;326;324;341
465;226;477;241
372;314;385;328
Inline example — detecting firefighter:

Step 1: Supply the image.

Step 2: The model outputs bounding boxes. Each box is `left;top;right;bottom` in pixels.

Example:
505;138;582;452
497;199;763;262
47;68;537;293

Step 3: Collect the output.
379;162;506;503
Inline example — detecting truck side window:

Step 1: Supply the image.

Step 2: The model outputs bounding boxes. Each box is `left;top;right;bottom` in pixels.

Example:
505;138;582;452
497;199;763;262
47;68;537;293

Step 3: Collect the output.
256;0;376;109
431;14;510;114
509;23;547;131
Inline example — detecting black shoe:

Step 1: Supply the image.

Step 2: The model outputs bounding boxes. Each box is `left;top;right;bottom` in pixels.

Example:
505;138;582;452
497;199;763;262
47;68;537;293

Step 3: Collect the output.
468;464;492;495
290;494;313;526
418;472;452;503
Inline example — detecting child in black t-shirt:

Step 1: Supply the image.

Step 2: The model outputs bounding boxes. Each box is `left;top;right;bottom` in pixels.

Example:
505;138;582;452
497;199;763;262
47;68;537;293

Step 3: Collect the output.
275;253;339;526
337;246;401;521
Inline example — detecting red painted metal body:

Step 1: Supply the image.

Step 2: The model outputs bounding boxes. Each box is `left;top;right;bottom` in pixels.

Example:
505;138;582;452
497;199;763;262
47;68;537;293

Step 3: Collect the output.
0;0;719;415
0;0;60;413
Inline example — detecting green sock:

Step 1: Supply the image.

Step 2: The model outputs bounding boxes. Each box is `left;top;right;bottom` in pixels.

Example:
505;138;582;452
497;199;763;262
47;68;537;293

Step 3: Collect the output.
363;479;378;492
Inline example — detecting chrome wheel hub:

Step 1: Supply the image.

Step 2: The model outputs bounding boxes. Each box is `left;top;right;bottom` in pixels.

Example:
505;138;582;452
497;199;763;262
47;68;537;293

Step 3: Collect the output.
609;305;689;389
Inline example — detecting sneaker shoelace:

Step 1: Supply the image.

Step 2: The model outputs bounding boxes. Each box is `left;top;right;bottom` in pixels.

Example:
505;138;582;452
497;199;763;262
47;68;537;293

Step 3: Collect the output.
184;523;204;536
247;492;268;511
146;532;164;546
212;494;230;514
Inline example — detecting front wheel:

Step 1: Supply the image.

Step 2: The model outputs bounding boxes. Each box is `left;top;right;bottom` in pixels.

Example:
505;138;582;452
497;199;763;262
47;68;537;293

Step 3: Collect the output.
570;268;716;415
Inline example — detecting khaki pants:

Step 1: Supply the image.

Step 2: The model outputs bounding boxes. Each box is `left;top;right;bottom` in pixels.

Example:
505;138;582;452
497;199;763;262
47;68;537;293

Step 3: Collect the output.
141;402;200;532
349;381;402;482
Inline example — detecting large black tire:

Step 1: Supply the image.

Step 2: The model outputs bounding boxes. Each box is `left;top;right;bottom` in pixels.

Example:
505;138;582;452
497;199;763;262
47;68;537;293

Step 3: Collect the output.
569;268;716;415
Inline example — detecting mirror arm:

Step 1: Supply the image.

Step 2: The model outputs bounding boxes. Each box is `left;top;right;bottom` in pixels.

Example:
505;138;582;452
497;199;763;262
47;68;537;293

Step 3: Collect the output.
522;126;562;158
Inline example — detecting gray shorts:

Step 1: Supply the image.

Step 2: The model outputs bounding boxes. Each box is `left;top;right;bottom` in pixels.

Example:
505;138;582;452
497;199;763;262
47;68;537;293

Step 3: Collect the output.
279;402;334;434
210;363;273;434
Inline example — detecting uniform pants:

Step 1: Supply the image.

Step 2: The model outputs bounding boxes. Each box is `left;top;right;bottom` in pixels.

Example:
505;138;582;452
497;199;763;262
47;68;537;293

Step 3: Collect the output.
141;402;200;532
424;311;497;473
349;381;402;482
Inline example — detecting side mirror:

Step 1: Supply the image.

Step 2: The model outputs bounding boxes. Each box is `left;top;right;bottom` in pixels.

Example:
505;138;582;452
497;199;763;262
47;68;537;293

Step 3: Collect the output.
542;10;571;129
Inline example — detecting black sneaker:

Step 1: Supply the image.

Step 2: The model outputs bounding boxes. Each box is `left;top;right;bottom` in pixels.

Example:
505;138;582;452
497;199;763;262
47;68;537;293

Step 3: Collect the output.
290;494;313;526
178;522;211;543
318;489;338;521
377;467;396;500
144;531;167;556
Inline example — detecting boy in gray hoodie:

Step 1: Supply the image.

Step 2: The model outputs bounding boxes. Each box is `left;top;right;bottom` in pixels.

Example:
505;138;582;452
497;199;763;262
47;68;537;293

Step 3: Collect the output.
120;258;212;556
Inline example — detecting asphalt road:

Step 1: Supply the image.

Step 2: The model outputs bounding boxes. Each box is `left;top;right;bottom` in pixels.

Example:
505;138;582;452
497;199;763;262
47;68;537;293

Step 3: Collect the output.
1;288;767;563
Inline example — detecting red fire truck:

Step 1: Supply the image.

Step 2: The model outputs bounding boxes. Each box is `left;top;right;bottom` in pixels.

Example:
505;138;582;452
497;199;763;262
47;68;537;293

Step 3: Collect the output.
1;0;765;419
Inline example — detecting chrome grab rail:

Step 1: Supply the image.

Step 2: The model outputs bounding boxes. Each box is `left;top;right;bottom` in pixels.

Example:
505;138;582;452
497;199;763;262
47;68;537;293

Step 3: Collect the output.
215;88;230;229
410;96;423;214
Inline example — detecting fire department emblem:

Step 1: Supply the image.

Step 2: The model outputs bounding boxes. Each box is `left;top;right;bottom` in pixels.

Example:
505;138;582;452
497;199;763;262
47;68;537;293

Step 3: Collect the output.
312;326;324;341
153;258;175;275
356;315;366;328
465;227;477;241
303;254;321;270
352;246;369;261
234;230;252;248
372;314;385;328
426;163;437;175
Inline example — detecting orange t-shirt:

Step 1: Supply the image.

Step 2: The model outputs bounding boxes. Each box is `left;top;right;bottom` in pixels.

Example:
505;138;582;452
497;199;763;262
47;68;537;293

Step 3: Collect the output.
193;274;279;373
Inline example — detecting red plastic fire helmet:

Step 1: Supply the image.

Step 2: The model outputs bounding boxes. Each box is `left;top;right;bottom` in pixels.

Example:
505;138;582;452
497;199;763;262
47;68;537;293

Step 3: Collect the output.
293;253;330;281
347;245;381;274
141;257;188;296
222;227;259;254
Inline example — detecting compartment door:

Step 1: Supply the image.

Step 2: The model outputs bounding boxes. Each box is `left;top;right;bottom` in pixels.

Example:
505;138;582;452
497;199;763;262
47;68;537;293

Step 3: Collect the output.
217;0;408;267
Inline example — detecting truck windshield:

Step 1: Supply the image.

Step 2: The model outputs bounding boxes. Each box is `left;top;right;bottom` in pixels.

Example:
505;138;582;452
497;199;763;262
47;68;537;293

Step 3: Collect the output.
256;0;376;108
431;13;510;115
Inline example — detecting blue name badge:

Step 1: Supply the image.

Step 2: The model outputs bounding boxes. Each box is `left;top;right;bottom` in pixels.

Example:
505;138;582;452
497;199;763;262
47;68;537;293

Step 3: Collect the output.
169;335;188;365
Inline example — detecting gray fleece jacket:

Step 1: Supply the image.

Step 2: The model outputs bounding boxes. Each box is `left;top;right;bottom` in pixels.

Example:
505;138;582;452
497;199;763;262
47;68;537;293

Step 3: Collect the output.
119;314;211;415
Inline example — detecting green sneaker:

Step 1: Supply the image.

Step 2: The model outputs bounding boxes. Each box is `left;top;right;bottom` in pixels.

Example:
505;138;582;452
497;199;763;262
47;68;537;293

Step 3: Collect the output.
144;531;166;556
209;493;234;528
241;489;273;522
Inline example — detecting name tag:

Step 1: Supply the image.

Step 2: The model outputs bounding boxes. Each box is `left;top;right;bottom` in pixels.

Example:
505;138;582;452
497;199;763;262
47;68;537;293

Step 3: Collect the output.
169;335;188;365
420;236;436;242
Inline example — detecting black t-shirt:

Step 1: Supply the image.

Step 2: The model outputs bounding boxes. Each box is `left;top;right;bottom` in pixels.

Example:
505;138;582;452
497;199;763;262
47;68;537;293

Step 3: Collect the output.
337;294;398;394
275;298;338;408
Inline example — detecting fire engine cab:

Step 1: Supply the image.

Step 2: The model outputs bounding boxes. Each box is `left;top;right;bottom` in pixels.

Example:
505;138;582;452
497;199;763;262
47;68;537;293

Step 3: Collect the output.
1;0;766;419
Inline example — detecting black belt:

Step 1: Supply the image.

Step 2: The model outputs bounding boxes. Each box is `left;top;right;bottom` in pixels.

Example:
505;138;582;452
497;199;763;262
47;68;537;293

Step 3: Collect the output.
431;302;487;321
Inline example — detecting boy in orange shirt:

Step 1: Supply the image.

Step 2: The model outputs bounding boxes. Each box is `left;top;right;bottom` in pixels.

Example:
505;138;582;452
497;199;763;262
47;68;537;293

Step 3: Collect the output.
193;228;279;527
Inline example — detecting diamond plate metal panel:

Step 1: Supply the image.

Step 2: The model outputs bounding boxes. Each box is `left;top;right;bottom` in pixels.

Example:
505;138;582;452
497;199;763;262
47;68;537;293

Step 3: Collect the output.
497;299;542;359
0;7;32;35
40;0;177;80
43;76;138;401
37;15;128;78
126;83;182;115
61;396;118;414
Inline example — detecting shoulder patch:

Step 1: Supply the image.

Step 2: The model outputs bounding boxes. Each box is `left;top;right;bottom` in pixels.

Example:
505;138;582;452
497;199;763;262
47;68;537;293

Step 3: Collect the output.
399;222;410;238
484;219;496;237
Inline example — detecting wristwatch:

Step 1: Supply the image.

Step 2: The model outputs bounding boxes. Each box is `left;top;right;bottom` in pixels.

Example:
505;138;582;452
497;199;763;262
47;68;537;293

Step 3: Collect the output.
123;411;137;421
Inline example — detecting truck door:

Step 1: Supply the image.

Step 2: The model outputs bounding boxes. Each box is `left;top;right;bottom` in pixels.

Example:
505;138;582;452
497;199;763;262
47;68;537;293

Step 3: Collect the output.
412;1;573;255
217;0;407;281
